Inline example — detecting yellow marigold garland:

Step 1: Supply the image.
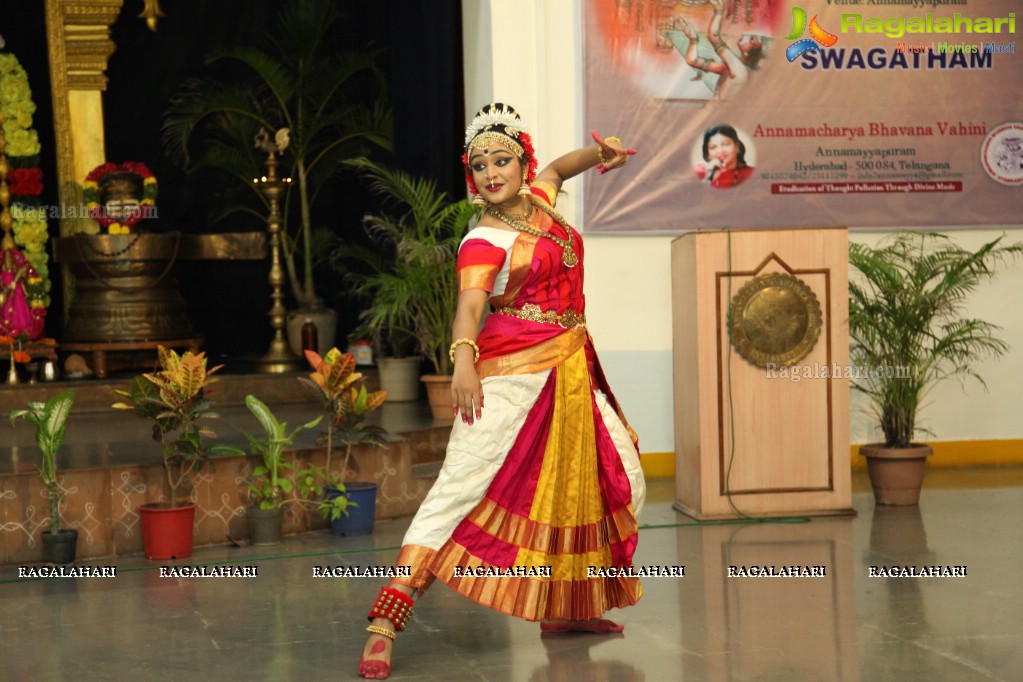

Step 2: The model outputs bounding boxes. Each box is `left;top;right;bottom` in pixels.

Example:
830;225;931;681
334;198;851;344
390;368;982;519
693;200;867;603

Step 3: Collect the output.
0;52;50;309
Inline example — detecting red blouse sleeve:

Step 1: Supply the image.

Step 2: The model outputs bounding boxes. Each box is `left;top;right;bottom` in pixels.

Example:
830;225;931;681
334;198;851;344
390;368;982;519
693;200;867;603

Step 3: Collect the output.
457;237;507;293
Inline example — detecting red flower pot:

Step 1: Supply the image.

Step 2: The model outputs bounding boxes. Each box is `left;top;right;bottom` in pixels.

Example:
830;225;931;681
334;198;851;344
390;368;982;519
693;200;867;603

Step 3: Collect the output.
139;503;196;560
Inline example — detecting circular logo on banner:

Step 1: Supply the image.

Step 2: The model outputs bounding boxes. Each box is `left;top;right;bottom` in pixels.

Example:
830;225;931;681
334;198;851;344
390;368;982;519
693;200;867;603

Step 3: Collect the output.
981;122;1023;187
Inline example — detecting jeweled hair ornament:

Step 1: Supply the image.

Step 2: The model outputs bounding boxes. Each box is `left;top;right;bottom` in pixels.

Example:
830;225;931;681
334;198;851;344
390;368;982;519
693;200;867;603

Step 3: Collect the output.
463;103;530;151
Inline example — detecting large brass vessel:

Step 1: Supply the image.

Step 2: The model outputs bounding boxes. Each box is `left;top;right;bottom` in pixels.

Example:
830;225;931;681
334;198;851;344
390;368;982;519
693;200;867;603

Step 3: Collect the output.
53;233;195;342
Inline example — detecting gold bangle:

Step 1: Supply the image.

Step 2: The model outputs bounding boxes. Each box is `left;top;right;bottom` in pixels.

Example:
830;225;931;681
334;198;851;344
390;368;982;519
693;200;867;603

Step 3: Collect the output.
449;338;480;364
366;625;397;640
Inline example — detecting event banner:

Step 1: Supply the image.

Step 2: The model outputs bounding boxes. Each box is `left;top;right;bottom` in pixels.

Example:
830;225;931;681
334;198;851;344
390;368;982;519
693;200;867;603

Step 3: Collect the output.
583;0;1021;232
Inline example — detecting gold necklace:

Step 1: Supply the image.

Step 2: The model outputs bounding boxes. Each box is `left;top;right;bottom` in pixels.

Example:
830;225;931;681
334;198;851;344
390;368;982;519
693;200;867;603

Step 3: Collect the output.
487;199;578;268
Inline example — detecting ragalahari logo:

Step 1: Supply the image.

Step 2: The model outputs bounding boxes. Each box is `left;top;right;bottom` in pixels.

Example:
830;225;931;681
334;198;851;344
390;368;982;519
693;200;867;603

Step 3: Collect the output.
785;7;839;62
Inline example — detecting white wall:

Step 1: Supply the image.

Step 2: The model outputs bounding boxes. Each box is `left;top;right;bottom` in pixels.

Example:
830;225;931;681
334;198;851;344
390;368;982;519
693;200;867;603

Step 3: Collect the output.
462;0;1023;453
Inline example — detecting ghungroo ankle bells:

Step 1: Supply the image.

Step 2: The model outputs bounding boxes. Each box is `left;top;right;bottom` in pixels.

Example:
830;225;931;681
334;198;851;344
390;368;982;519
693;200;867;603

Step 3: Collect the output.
368;586;415;631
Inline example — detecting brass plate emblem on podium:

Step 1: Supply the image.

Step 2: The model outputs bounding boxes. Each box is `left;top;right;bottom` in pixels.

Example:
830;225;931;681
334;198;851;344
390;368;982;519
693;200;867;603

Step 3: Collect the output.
729;273;822;367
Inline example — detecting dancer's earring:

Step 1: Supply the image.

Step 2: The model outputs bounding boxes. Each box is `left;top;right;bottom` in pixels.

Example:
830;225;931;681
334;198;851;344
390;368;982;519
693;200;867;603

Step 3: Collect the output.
472;193;486;207
517;171;531;196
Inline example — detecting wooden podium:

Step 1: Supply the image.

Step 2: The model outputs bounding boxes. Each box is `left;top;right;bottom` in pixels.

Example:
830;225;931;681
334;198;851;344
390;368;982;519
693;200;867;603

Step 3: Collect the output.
671;228;853;519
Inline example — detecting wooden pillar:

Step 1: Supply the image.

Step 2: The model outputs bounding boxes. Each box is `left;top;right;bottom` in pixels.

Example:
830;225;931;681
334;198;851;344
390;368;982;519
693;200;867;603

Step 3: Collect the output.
45;0;123;234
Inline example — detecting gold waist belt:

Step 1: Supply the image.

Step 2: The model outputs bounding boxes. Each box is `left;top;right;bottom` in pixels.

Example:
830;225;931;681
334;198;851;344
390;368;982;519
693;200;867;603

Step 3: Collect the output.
495;303;586;329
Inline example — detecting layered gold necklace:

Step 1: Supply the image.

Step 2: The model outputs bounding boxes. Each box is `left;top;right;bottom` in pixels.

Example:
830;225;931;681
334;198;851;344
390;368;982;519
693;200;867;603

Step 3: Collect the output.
486;199;578;268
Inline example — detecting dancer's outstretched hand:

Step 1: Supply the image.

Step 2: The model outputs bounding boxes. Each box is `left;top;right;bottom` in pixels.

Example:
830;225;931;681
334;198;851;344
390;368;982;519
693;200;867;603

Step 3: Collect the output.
592;131;637;175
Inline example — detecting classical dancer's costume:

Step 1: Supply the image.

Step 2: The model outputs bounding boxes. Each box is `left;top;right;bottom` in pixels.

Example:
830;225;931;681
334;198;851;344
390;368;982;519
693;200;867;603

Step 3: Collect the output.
390;175;645;621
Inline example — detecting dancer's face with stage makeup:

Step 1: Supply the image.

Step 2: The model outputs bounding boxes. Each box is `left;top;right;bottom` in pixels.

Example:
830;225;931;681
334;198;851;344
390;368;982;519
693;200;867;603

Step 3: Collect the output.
468;141;524;210
706;133;739;170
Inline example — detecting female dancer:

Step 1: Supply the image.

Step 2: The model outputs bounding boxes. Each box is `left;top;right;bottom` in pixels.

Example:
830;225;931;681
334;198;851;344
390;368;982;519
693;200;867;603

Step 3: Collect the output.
358;103;645;679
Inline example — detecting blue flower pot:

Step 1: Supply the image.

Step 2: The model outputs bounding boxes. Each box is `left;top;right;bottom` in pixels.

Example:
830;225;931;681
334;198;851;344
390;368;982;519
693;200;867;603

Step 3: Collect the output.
326;482;378;536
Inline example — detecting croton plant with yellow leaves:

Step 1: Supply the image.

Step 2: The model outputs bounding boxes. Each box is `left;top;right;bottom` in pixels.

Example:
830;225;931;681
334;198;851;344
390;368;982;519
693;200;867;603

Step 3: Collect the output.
112;346;243;507
297;348;388;521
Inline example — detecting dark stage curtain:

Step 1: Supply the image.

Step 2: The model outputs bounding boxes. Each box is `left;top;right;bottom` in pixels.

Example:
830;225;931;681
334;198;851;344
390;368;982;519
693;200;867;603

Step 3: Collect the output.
5;0;464;363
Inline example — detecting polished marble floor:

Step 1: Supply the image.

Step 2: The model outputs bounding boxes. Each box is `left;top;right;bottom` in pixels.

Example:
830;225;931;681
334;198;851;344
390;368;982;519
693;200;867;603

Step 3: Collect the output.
1;468;1020;682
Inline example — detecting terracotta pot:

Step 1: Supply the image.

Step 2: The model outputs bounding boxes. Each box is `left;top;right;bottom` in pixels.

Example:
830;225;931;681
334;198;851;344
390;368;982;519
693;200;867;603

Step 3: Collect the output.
421;374;454;422
860;444;933;506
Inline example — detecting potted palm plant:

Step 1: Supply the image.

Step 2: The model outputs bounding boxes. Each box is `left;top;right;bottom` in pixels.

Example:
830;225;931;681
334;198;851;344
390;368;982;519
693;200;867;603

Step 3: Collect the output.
163;0;392;352
848;232;1022;504
339;158;478;417
112;346;243;558
10;390;78;564
242;394;321;545
298;348;388;534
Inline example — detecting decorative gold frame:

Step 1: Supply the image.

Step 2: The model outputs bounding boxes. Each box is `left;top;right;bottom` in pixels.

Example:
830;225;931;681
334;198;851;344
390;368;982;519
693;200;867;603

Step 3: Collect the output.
45;0;124;237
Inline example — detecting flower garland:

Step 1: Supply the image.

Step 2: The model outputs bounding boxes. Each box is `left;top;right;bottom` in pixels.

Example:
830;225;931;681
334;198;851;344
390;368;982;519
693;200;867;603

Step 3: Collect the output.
0;54;41;157
0;52;50;325
82;161;158;234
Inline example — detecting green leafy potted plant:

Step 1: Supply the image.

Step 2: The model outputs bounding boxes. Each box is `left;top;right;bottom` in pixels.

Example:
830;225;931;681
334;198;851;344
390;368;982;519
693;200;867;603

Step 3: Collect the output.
242;394;322;545
298;348;388;534
10;390;78;564
848;232;1022;504
163;0;392;351
339;158;478;415
112;346;243;558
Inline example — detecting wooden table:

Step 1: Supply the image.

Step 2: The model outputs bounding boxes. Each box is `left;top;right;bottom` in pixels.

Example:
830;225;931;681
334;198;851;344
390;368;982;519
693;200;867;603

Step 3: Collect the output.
60;337;204;379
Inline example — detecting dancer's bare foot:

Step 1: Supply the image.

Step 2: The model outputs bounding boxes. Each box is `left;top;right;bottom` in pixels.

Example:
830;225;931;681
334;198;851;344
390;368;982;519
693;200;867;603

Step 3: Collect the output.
358;617;395;679
540;618;625;634
358;584;416;679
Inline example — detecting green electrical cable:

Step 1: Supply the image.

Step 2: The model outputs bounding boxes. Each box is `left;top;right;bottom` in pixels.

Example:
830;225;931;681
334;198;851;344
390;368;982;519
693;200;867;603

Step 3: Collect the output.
722;225;812;526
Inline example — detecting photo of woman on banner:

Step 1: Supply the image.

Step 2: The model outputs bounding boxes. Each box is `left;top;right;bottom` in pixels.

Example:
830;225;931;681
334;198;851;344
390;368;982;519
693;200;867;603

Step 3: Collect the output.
694;124;754;189
676;0;764;99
